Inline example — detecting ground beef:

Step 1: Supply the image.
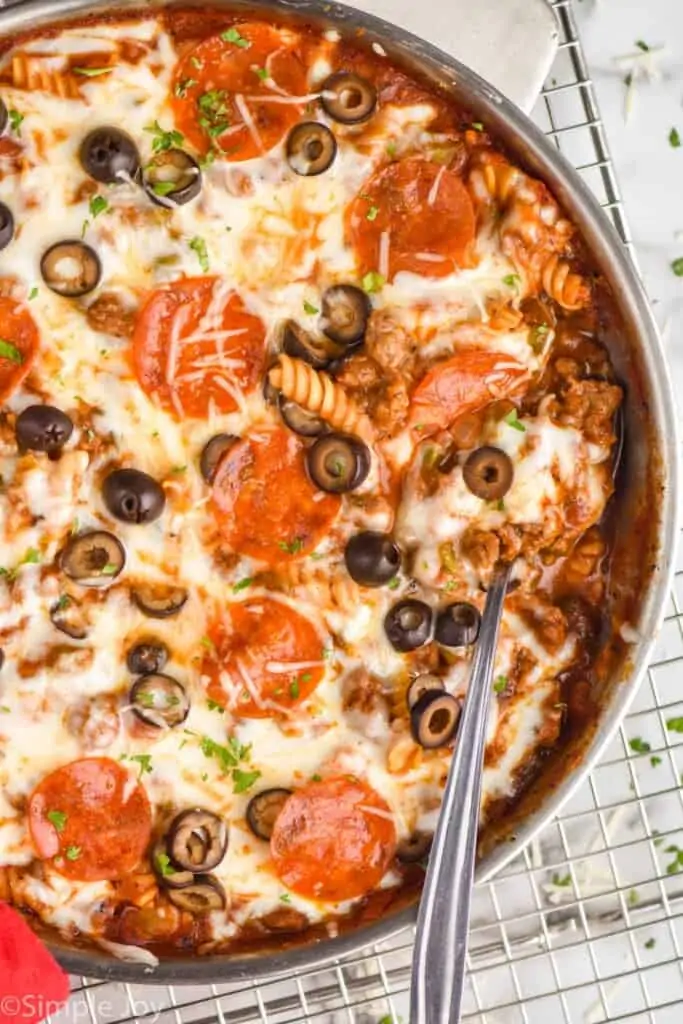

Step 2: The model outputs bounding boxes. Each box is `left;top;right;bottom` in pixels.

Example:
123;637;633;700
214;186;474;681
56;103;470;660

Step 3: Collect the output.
341;667;387;717
85;292;136;338
460;526;500;575
548;378;622;446
517;599;568;653
364;309;416;375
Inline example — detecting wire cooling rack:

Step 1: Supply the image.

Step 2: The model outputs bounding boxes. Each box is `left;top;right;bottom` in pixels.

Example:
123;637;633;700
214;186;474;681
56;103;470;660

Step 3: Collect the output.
25;0;680;1021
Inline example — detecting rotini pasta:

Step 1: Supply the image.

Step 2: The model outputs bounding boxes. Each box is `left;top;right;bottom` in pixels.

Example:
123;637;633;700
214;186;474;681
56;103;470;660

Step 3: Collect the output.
8;53;80;98
268;354;375;441
541;253;590;310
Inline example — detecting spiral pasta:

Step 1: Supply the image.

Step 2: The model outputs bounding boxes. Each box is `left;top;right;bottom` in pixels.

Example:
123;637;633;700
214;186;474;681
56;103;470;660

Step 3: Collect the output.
8;53;80;98
268;354;375;441
541;254;590;310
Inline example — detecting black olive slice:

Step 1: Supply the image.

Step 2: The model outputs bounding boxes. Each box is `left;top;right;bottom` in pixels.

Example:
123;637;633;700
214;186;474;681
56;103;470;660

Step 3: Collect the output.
199;433;238;483
50;595;88;640
282;319;343;370
320;71;378;124
143;148;202;206
102;468;165;525
384;599;433;652
462;446;513;501
396;831;433;864
126;639;169;675
410;690;461;749
344;531;401;587
167;808;228;873
0;202;14;252
406;673;445;710
285;121;337;176
246;788;292;842
79;126;140;184
151;839;194;890
41;241;101;298
279;397;327;438
435;602;481;648
320;285;371;346
132;584;188;619
15;405;73;454
60;530;125;587
167;874;227;914
130;673;189;729
0;99;7;136
306;433;370;494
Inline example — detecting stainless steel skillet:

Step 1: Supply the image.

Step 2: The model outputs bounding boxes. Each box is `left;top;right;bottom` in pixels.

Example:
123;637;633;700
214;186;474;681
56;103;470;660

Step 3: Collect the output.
0;0;677;985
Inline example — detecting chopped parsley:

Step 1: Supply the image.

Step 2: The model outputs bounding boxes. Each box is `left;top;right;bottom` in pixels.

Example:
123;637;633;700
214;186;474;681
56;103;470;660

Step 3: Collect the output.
190;56;204;70
665;844;683;874
666;717;683;733
386;141;397;158
303;299;319;315
627;888;639;906
0;339;23;364
253;67;269;82
152;181;178;197
232;577;253;593
189;236;210;272
221;27;251;48
361;270;385;294
200;635;215;649
155;852;176;877
232;768;261;793
471;122;484;132
644;938;656;950
635;39;650;52
197;89;230;139
100;562;119;576
311;773;322;782
670;127;681;148
387;577;400;590
175;77;197;98
650;755;662;767
73;65;114;77
89;195;109;218
8;109;23;136
145;120;184;153
199;150;216;170
628;736;651;754
552;873;571;887
135;690;156;709
127;753;153;778
170;464;187;474
672;258;683;277
280;892;292;903
28;286;38;300
0;706;8;714
65;846;82;861
493;675;507;694
503;273;520;288
529;323;550;353
279;537;304;555
200;734;251;772
47;810;67;833
289;679;300;700
504;408;525;432
207;698;225;714
366;204;380;221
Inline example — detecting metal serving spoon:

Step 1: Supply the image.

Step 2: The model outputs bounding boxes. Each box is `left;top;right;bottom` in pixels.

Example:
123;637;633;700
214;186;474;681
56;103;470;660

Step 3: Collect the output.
410;561;512;1024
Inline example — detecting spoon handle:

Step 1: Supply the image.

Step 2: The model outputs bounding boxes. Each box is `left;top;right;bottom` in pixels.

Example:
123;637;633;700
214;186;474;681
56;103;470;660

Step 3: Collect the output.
410;563;511;1024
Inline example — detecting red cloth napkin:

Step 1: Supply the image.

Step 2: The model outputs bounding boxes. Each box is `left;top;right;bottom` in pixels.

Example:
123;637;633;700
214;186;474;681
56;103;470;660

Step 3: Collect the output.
0;902;69;1024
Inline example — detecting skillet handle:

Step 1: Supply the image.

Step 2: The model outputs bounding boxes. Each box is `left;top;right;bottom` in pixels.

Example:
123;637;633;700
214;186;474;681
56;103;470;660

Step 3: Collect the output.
410;563;511;1024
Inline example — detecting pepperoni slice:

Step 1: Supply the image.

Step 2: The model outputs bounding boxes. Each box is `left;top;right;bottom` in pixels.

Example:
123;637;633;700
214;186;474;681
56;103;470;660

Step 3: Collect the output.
410;349;528;435
171;23;308;161
132;276;266;419
347;157;476;280
27;757;152;882
270;776;396;901
203;597;325;718
211;425;340;564
0;297;39;403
